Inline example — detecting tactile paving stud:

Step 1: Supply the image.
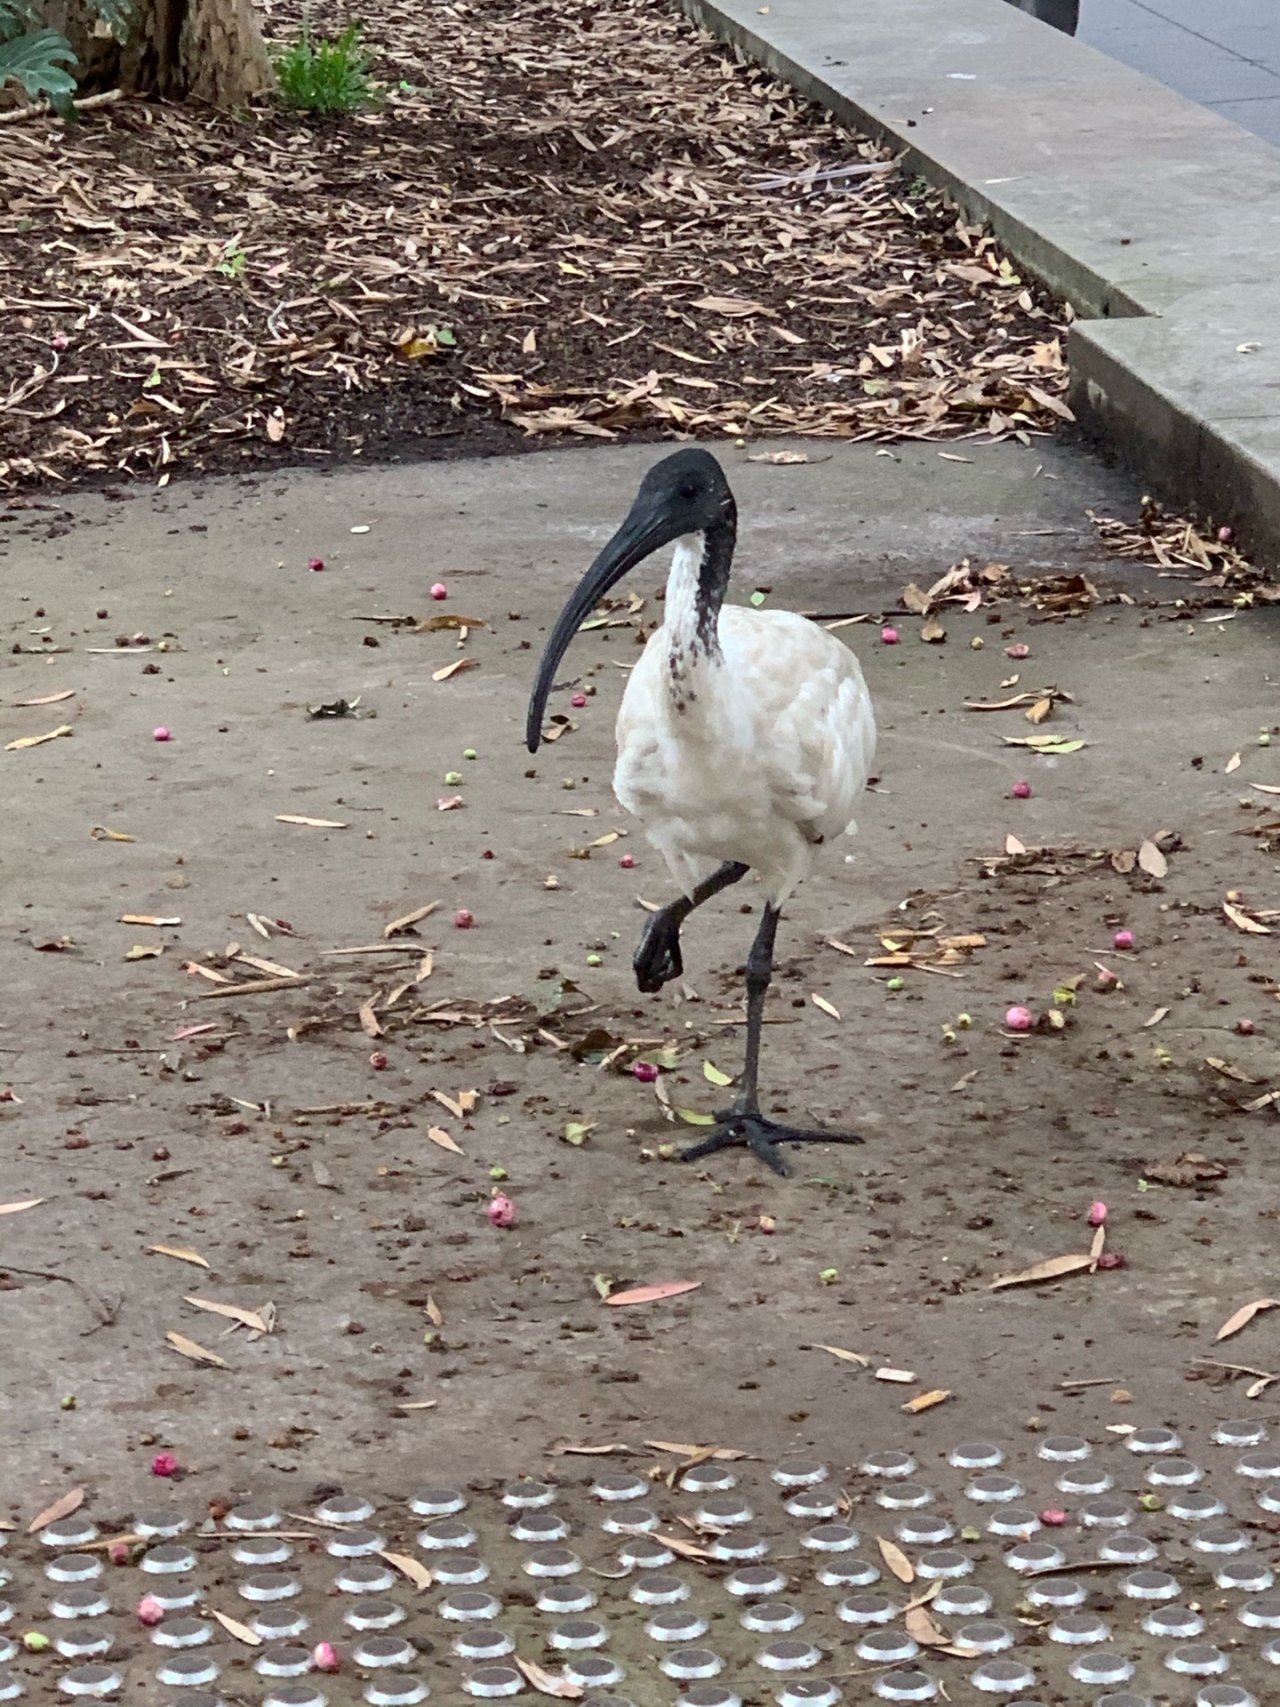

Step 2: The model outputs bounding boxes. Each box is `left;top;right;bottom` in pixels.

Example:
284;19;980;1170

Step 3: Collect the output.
156;1655;220;1688
1193;1523;1250;1554
836;1593;895;1625
513;1512;570;1544
954;1621;1013;1653
1038;1435;1092;1462
1166;1645;1231;1676
53;1626;113;1660
256;1646;313;1678
249;1606;310;1640
239;1571;302;1602
591;1473;648;1503
40;1518;99;1550
464;1665;524;1698
1197;1688;1256;1707
57;1665;121;1698
1099;1533;1159;1564
1127;1427;1182;1454
855;1631;919;1665
355;1637;417;1669
439;1591;502;1623
1170;1491;1228;1521
409;1489;466;1517
1068;1649;1135;1685
48;1555;103;1584
1213;1422;1268;1448
225;1502;283;1532
1079;1496;1134;1529
1049;1612;1111;1645
0;1682;20;1705
678;1690;740;1707
502;1480;557;1508
949;1443;1005;1471
601;1506;659;1536
774;1682;842;1707
696;1495;754;1529
970;1658;1036;1694
365;1678;430;1707
801;1523;858;1553
660;1650;722;1680
772;1460;827;1488
418;1519;477;1552
861;1451;916;1478
1217;1557;1273;1591
630;1573;689;1606
895;1516;953;1546
327;1528;385;1558
315;1493;375;1525
553;1618;611;1649
537;1582;597;1614
875;1484;932;1511
784;1490;839;1522
1144;1604;1206;1638
679;1464;737;1495
741;1603;803;1634
566;1656;626;1687
1235;1452;1280;1480
435;1554;490;1585
709;1532;768;1561
815;1557;879;1588
1056;1465;1113;1496
726;1565;787;1598
985;1507;1039;1539
1003;1541;1064;1572
337;1561;397;1595
51;1587;110;1620
1025;1576;1087;1609
234;1536;294;1568
264;1685;328;1707
344;1599;406;1631
873;1671;937;1702
617;1538;673;1571
1120;1569;1181;1601
453;1629;516;1661
934;1583;993;1617
152;1616;213;1648
1147;1457;1203;1486
757;1639;822;1671
916;1548;972;1580
523;1547;582;1579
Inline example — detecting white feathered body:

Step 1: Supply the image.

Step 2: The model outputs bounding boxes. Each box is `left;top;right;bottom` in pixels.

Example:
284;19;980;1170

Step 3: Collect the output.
614;539;876;906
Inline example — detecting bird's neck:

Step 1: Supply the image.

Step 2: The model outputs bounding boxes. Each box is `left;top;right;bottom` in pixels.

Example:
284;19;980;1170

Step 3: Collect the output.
661;522;734;695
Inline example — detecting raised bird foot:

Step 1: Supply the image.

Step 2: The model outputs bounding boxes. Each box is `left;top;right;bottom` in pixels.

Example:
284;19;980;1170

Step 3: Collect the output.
678;1111;863;1178
634;910;684;994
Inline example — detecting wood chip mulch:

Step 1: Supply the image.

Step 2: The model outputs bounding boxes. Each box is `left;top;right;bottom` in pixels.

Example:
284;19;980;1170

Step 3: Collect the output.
0;0;1072;494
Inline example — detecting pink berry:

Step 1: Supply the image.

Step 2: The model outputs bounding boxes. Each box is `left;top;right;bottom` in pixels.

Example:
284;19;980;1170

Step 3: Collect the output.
632;1061;658;1083
312;1642;341;1672
1011;780;1031;799
1005;1005;1033;1032
482;849;495;860
880;625;900;645
1040;1507;1067;1526
1237;1017;1256;1036
619;853;636;869
137;1594;165;1626
454;908;474;929
431;582;448;600
150;1451;179;1477
51;333;68;352
369;1051;388;1070
1218;525;1234;544
308;556;325;572
108;1540;131;1566
1112;929;1134;951
1087;1200;1107;1227
1097;1251;1127;1270
1005;642;1030;660
571;692;588;709
152;726;171;742
487;1192;517;1228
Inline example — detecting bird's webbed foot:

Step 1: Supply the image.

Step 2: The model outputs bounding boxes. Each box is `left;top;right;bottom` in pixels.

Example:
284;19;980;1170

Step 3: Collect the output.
678;1111;863;1178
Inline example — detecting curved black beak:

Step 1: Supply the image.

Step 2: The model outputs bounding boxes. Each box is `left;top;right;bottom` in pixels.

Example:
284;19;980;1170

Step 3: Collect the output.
526;493;683;753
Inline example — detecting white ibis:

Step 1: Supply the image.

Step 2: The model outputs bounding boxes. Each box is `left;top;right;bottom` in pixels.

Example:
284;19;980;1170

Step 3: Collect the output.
527;449;877;1175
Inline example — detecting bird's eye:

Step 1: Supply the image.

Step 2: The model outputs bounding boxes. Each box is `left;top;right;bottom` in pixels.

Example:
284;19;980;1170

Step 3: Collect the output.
679;481;699;501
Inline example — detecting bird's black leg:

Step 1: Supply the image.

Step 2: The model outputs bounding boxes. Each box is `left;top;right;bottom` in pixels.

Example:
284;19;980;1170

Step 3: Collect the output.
633;861;748;994
678;903;863;1177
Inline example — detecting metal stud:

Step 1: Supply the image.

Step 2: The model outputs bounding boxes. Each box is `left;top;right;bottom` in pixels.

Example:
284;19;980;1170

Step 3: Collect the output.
552;1619;611;1650
364;1678;430;1707
660;1651;722;1680
408;1490;466;1517
741;1603;804;1634
970;1658;1036;1694
354;1637;417;1670
501;1481;557;1508
645;1611;708;1643
452;1630;515;1662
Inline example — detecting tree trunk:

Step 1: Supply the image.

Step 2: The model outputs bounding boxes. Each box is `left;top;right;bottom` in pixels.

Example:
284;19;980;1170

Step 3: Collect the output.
47;0;272;105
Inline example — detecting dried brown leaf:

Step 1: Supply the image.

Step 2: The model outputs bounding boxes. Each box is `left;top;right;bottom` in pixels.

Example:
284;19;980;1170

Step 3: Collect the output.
877;1535;915;1582
1138;839;1168;878
28;1485;85;1534
989;1253;1095;1290
165;1330;229;1369
1216;1298;1279;1342
147;1242;209;1268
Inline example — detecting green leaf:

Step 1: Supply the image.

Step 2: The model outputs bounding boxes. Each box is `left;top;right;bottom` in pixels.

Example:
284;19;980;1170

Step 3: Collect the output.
563;1120;595;1147
0;28;76;99
702;1060;733;1087
749;591;766;608
674;1108;716;1126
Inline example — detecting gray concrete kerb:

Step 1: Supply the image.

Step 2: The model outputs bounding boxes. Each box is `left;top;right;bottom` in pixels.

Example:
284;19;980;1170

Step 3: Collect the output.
674;0;1280;565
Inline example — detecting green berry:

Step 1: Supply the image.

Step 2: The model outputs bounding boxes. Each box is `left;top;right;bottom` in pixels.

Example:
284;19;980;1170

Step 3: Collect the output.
444;770;463;785
463;748;478;760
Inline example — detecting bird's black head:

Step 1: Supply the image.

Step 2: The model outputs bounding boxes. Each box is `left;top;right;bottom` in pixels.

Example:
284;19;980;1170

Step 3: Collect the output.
525;449;738;753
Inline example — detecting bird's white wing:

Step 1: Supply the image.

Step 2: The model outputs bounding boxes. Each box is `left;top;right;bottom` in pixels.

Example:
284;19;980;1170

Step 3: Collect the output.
718;606;876;843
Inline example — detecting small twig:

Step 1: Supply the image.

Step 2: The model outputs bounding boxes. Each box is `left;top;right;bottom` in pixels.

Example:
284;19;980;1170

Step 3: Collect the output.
1;1263;119;1332
1059;1377;1125;1390
0;89;123;126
